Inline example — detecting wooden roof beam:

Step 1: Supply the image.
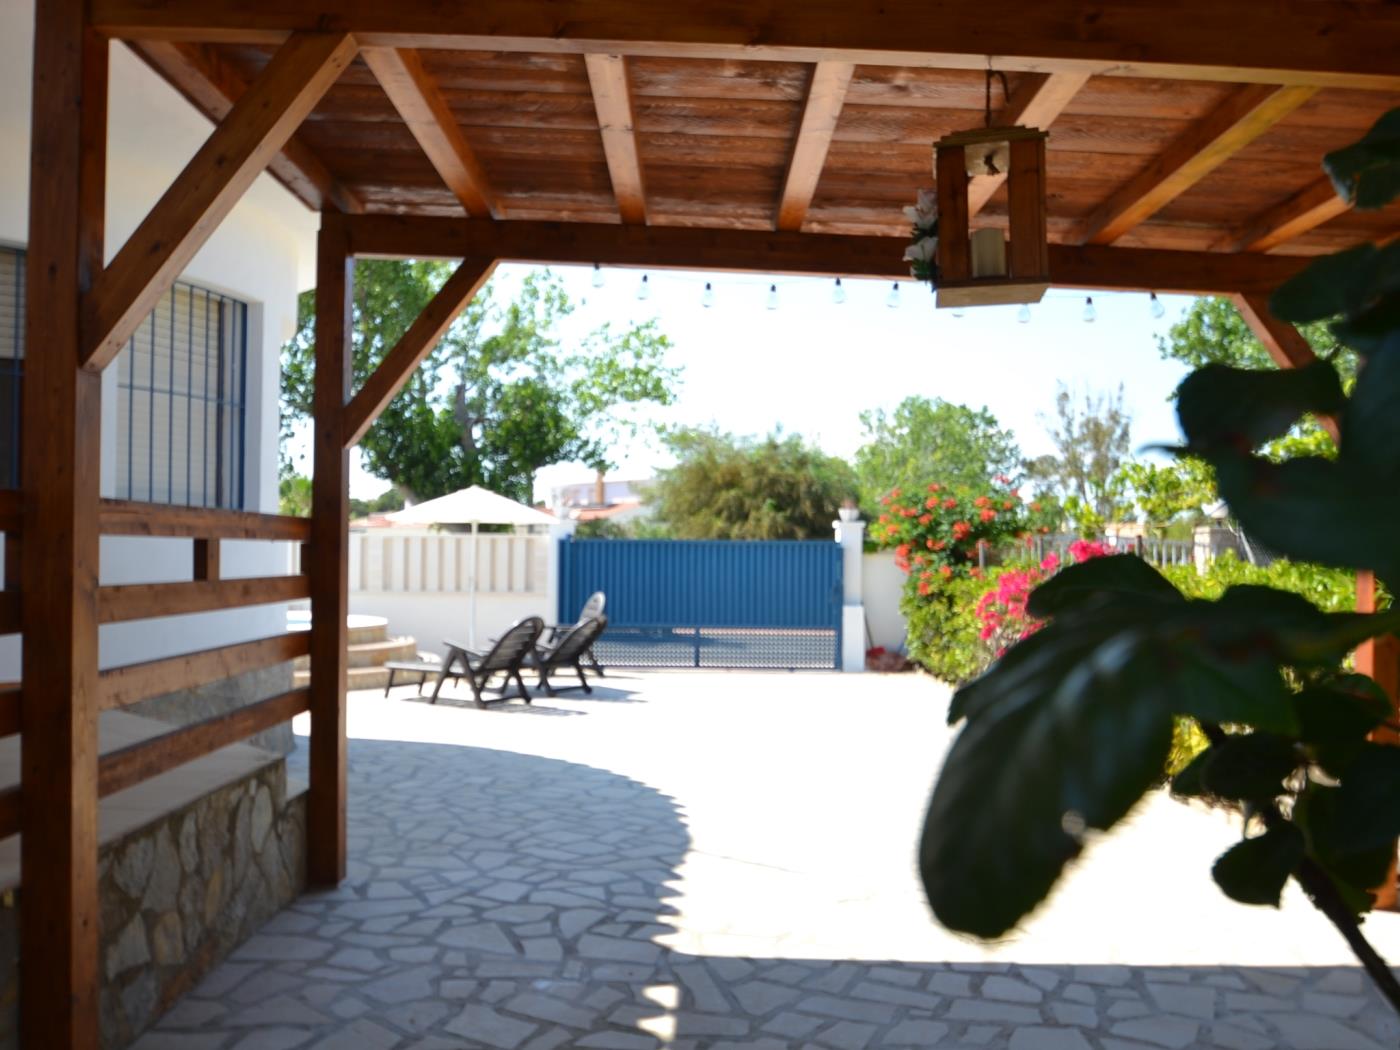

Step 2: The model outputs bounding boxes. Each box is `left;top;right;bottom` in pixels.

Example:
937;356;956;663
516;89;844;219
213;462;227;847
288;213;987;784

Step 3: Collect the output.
776;61;855;232
341;215;1309;297
584;54;648;225
1216;178;1351;253
83;31;358;371
967;71;1089;217
131;40;363;214
1081;84;1318;246
361;47;500;219
90;0;1400;92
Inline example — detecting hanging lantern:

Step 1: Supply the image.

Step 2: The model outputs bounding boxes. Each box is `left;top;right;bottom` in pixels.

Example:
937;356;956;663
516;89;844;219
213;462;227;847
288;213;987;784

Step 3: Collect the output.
932;126;1050;309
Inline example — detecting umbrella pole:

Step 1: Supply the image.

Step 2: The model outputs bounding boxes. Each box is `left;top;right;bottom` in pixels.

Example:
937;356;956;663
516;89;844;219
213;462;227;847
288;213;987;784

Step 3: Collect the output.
469;521;479;649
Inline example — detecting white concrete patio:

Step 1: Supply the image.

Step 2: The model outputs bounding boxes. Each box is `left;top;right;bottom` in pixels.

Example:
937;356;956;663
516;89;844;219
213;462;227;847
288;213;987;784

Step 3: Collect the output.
133;670;1400;1049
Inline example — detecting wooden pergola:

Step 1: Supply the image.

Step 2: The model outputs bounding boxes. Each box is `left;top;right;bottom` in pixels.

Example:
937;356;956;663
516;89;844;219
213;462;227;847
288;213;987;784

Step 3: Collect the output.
20;2;1400;1045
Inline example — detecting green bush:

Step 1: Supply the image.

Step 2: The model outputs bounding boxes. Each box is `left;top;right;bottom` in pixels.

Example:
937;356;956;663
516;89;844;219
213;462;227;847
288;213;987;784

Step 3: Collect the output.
1160;551;1361;611
902;571;996;685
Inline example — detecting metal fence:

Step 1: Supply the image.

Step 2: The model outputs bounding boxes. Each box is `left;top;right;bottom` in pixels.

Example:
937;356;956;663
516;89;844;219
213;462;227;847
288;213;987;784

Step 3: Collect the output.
0;245;247;508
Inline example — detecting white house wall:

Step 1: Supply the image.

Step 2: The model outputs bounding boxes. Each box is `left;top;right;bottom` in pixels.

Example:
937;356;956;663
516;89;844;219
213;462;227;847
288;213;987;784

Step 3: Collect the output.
0;0;319;673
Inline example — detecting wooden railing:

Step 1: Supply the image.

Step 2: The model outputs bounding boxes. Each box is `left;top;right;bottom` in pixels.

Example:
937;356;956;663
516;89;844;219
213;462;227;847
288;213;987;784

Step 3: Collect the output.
0;497;316;839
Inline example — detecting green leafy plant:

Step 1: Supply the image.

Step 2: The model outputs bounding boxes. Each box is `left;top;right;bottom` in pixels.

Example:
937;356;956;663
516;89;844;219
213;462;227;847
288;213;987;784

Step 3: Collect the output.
919;109;1400;1012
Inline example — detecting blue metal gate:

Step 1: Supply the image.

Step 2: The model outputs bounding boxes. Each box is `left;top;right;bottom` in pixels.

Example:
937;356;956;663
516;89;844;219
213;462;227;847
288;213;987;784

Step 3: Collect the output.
557;539;844;670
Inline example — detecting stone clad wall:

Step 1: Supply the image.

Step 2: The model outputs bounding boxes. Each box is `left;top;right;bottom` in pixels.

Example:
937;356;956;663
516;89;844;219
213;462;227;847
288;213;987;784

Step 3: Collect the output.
126;663;296;756
0;759;306;1050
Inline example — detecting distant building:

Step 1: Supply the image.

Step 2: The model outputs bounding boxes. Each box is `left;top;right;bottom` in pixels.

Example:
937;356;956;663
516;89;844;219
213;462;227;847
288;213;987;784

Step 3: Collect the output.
550;473;653;525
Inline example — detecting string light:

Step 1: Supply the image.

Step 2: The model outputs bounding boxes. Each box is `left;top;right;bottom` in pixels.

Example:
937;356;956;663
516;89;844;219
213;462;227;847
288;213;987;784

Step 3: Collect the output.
1149;292;1165;320
952;308;965;319
1017;304;1032;324
832;277;846;305
886;282;901;309
1083;296;1097;323
591;262;604;288
702;281;715;308
636;274;650;300
766;283;779;310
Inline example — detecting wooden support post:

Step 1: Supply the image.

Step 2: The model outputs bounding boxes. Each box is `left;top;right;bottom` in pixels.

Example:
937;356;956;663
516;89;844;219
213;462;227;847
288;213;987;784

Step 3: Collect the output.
308;212;352;886
934;145;970;283
21;4;106;1046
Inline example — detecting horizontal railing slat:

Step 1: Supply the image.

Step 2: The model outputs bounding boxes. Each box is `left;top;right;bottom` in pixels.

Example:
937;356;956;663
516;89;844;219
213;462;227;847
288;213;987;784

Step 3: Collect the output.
0;490;20;534
99;632;311;710
0;689;18;739
98;575;311;623
100;499;312;542
0;593;17;635
0;786;18;840
98;688;310;798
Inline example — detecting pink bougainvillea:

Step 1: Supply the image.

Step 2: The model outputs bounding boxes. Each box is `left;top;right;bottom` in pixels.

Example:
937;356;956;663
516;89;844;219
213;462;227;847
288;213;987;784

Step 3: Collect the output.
973;540;1110;657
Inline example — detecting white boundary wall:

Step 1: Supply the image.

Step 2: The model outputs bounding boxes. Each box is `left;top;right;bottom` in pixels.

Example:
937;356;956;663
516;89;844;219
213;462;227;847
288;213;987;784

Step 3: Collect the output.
346;529;551;656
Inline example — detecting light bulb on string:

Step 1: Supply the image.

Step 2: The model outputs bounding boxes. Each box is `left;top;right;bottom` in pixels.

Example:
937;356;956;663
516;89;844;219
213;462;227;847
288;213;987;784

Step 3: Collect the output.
702;282;715;309
952;308;965;319
591;263;605;288
1017;304;1032;324
1149;292;1165;320
886;282;901;309
766;283;779;310
1083;296;1097;323
636;274;650;301
832;277;846;305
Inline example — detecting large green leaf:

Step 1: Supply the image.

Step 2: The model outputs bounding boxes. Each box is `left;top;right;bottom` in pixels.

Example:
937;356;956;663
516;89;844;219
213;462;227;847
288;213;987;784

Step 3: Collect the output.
1292;677;1393;776
1209;454;1400;592
1341;343;1400;487
1199;732;1300;802
922;629;1172;938
1328;744;1400;853
1025;554;1183;619
1295;786;1392;916
1270;245;1381;325
1170;652;1296;734
1324;108;1400;210
1212;824;1304;907
1176;362;1346;451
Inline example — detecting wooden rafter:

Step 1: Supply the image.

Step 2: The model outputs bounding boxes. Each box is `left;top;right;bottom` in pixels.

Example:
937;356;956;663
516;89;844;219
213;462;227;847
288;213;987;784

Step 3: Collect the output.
584;54;648;225
1081;84;1319;245
131;40;363;214
1217;178;1351;253
82;31;357;371
776;61;854;232
344;215;1310;297
362;47;500;219
343;257;498;448
90;0;1400;91
966;72;1089;217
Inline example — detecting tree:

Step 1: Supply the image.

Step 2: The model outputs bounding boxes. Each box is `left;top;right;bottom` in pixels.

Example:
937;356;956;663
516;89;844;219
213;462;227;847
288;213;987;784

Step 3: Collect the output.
281;264;678;503
1115;457;1216;533
855;397;1021;504
648;427;857;540
918;109;1400;1013
1024;384;1132;532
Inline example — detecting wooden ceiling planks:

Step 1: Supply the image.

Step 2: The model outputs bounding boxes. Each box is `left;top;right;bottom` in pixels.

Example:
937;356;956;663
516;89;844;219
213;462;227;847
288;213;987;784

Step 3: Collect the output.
117;32;1400;255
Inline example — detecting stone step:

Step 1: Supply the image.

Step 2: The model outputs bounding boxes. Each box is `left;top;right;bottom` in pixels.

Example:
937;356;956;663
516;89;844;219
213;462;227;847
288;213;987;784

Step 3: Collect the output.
293;665;398;692
293;635;419;671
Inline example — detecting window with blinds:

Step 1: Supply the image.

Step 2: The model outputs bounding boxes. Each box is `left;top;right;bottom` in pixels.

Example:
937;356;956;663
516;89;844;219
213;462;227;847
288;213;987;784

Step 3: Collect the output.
0;246;247;508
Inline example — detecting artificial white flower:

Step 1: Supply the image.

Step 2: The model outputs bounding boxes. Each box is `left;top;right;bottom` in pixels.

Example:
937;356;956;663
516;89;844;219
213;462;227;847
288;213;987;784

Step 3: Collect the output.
903;237;938;263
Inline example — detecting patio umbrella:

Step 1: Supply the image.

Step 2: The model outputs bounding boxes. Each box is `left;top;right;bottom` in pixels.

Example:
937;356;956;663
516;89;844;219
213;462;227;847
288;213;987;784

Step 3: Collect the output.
387;486;556;647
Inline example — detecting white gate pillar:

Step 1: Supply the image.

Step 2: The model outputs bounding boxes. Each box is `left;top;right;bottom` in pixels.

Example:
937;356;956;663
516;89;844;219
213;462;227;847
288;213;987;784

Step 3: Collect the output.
834;509;866;673
546;517;578;622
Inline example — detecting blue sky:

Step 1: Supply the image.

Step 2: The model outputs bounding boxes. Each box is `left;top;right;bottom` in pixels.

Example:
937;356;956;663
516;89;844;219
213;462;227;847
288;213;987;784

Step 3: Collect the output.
348;262;1200;502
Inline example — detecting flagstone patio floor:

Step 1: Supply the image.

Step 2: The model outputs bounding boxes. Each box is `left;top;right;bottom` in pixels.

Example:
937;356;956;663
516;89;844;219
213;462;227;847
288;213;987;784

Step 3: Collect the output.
132;669;1400;1050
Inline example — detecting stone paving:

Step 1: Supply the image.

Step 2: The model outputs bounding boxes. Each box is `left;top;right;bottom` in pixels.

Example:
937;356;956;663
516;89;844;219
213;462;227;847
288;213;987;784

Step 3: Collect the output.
132;671;1400;1049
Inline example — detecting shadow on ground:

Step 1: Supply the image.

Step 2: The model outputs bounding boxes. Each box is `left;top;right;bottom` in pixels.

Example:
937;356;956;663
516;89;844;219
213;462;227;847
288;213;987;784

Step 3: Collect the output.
133;737;1400;1050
